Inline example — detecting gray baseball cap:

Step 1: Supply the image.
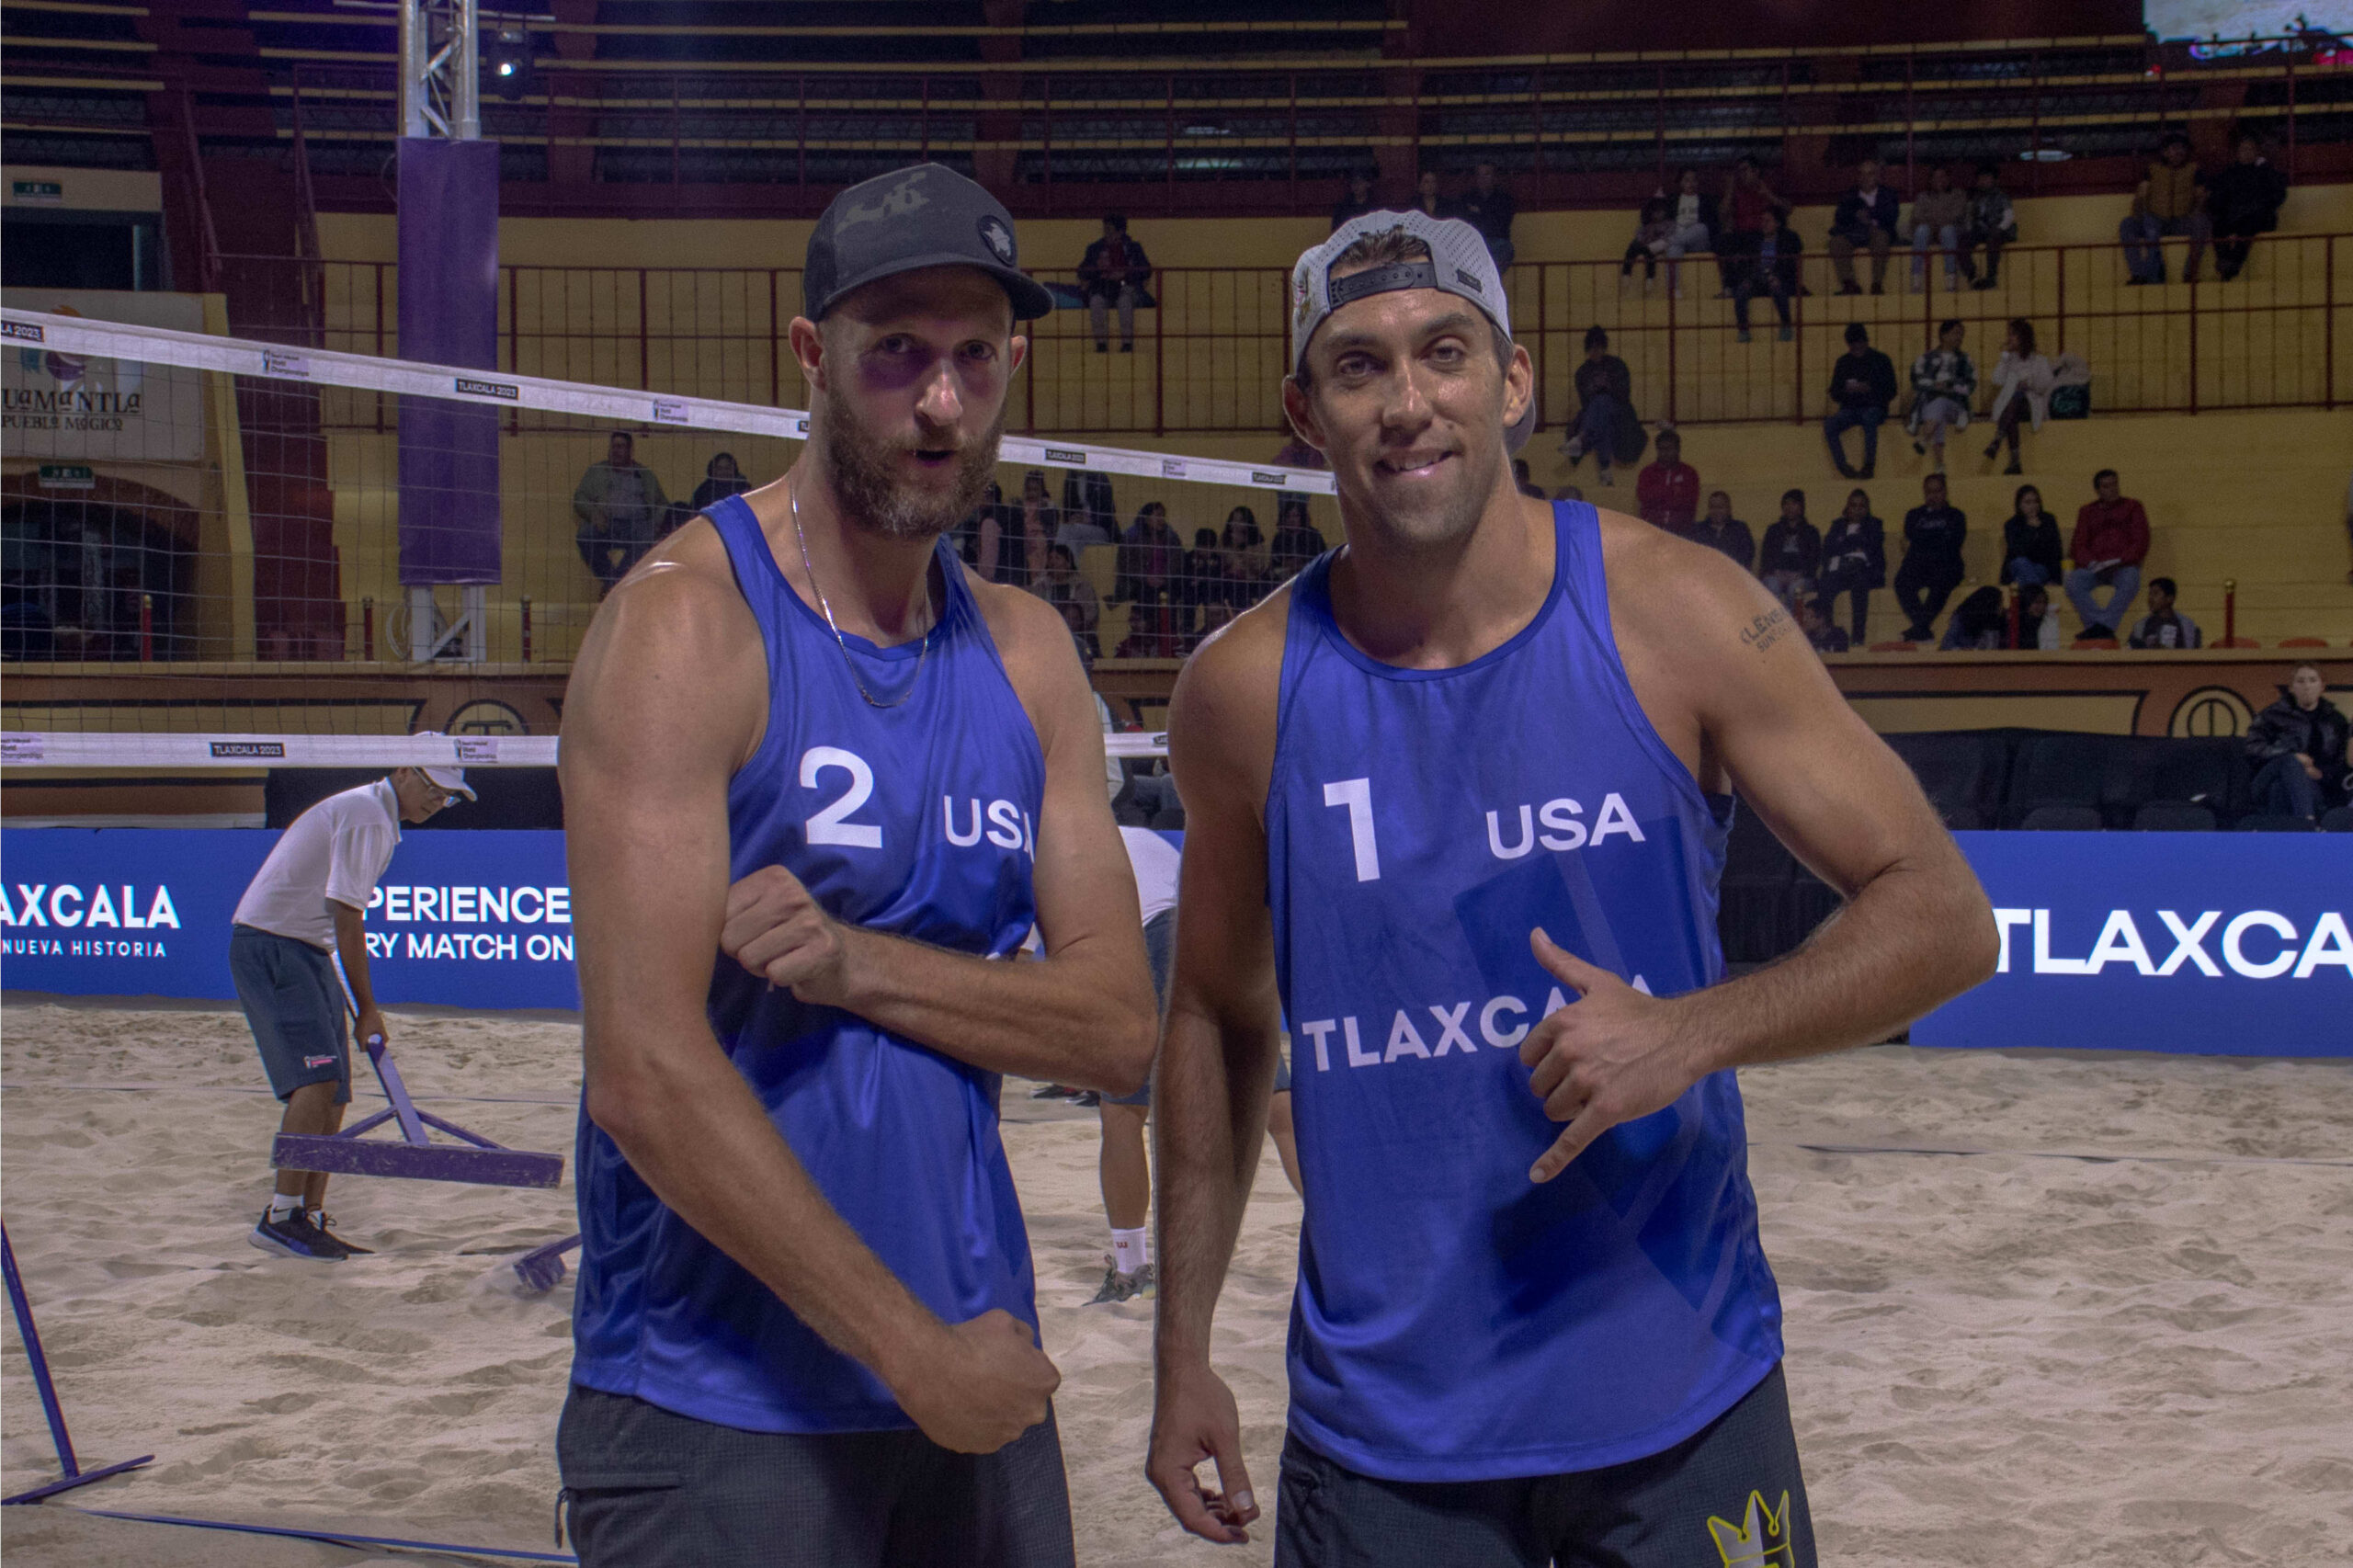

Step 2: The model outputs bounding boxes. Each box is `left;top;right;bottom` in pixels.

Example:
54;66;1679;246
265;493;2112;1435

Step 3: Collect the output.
804;164;1055;324
1289;209;1512;377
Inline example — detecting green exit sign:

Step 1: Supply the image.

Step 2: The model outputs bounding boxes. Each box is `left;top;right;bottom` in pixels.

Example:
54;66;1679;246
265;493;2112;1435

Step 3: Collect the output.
38;464;95;490
12;180;64;203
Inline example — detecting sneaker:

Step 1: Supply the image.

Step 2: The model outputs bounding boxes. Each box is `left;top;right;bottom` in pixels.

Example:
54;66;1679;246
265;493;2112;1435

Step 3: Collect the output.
1087;1257;1142;1304
1070;1090;1100;1108
1029;1082;1077;1100
250;1210;347;1261
1777;325;1793;342
311;1212;373;1255
1972;278;1996;290
1132;1262;1157;1300
1597;465;1614;487
1735;327;1752;343
2003;456;2022;475
1120;342;1134;353
1095;342;1108;353
1836;281;1861;296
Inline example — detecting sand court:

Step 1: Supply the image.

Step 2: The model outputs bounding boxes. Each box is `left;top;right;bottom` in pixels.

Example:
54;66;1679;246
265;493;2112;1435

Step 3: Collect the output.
2;997;2347;1566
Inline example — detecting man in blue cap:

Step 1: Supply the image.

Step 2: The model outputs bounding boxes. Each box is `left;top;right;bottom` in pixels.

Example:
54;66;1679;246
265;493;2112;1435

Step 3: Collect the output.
557;164;1156;1565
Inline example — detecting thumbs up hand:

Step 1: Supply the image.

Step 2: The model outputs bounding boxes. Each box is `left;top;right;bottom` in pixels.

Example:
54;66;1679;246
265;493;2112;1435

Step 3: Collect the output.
1517;928;1710;1184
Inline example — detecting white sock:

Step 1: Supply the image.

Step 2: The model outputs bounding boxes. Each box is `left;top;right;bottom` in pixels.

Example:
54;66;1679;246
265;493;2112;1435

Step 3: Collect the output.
267;1193;301;1221
1110;1227;1148;1277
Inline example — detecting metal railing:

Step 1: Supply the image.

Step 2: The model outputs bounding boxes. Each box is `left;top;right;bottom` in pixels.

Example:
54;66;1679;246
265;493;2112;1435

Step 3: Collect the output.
217;232;2350;437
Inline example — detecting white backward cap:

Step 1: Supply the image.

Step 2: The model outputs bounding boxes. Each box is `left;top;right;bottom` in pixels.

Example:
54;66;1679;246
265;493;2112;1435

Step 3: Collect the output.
1289;209;1511;378
409;730;477;801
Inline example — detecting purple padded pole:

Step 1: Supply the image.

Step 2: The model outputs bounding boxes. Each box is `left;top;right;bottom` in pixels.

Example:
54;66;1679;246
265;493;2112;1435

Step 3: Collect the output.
1;1225;154;1504
397;136;503;587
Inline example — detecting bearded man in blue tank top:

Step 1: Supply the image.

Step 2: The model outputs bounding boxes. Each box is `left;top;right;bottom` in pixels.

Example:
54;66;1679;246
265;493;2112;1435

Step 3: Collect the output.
1145;211;2000;1566
556;165;1159;1567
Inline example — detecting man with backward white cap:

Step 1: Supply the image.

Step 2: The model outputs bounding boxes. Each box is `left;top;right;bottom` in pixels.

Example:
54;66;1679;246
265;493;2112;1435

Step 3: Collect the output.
230;734;475;1260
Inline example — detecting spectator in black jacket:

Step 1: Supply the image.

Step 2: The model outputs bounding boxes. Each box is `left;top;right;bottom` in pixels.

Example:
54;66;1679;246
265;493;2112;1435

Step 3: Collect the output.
1733;210;1801;343
1938;585;2009;651
1457;161;1517;271
1814;487;1886;645
1893;472;1968;642
1827;155;1903;295
1116;500;1184;607
1823;323;1898;479
1998;483;2063;588
1330;169;1380;232
1681;490;1756;572
1798;596;1850;654
1560;326;1639;487
1757;489;1822;603
1268;498;1327;580
2245;662;2351;819
690;451;752;513
1077;214;1152;352
2209;132;2290;283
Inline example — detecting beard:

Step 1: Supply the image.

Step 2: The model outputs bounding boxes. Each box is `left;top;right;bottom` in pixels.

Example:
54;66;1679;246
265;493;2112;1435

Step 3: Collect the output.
823;399;1006;541
1349;439;1505;554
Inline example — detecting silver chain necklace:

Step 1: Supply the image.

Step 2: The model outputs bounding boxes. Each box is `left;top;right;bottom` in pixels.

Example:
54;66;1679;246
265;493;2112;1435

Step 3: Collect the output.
790;481;935;710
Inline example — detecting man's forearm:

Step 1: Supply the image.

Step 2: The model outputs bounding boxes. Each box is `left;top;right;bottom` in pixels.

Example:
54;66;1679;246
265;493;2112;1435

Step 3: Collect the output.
331;903;378;1019
1678;850;1995;1074
830;925;1154;1091
1152;1006;1279;1368
592;1021;942;1384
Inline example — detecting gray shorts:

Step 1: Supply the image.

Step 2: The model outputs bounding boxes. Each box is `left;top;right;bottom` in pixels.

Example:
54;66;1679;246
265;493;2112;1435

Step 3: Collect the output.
229;925;350;1105
1275;1363;1813;1568
1106;910;1290;1108
557;1384;1075;1568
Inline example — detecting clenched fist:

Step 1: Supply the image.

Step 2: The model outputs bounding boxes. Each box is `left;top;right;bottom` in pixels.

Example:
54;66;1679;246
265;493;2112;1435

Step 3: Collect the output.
721;865;855;1006
1517;927;1711;1183
892;1310;1062;1455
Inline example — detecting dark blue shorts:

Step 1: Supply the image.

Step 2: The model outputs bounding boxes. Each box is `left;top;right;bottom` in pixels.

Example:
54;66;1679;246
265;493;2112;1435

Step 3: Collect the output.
1105;910;1291;1108
229;925;350;1105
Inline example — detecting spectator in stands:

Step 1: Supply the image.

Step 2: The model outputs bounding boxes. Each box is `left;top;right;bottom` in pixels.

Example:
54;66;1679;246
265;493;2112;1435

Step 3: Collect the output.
1906;318;1976;473
1733;208;1801;343
1959;162;2018;290
1560;326;1636;487
1078;213;1152;352
1060;471;1118;545
1031;542;1100;658
1331;168;1380;232
1907;164;1968;292
955;479;1004;568
1815;487;1886;646
2065;468;2150;641
1658;166;1720;299
2245;662;2351;820
2127;575;2202;649
981;469;1054;586
1457;161;1517;271
2009;583;2061;650
690;451;751;512
2209;132;2289;282
1828;155;1902;296
1717;156;1790;298
1797;596;1849;654
2121;131;2211;285
1413;169;1445;220
1634;427;1699;530
1824;322;1898;478
1178;526;1223;638
1984;318;2052;475
1757;489;1821;604
1682;490;1756;572
573;431;669;593
1938;585;2008;651
1894;472;1968;642
1621;197;1673;291
1269;498;1326;578
1511;460;1547;501
1115;500;1182;603
1998;483;2063;589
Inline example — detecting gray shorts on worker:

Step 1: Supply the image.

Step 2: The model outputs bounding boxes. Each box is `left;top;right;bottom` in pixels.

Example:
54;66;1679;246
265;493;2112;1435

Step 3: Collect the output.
557;1384;1076;1568
229;923;351;1105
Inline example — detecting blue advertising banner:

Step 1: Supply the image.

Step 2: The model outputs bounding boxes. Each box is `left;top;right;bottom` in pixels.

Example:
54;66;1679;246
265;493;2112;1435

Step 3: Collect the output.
3;826;2345;1051
1;828;579;1010
1913;832;2352;1056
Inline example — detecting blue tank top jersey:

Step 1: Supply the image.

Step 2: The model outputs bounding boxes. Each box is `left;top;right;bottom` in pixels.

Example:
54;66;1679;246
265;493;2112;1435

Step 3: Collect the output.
1267;501;1783;1483
570;494;1046;1434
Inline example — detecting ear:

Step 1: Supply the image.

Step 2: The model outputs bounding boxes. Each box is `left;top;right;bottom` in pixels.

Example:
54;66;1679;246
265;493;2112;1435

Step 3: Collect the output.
788;315;827;391
1501;343;1535;431
1279;377;1327;460
1008;333;1029;377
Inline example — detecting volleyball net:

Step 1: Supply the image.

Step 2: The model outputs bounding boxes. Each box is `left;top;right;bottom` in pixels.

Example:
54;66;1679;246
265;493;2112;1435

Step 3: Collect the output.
3;305;1323;770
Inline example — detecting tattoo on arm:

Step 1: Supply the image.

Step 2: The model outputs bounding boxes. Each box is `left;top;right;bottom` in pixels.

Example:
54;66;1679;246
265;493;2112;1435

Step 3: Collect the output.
1741;606;1794;655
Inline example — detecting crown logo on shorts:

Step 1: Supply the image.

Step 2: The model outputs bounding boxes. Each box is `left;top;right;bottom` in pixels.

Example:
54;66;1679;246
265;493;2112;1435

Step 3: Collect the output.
1707;1490;1795;1568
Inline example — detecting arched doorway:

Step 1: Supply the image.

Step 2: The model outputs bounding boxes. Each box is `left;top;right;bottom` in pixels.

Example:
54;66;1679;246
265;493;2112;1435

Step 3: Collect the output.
1;473;199;661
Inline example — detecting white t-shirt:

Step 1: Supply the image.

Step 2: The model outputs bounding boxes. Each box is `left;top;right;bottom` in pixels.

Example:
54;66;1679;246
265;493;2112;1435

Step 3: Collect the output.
233;779;403;949
1676;192;1701;228
1120;825;1181;925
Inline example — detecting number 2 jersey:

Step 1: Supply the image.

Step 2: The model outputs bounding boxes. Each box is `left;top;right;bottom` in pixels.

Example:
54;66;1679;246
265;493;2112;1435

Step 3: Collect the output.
570;494;1045;1433
1267;500;1785;1482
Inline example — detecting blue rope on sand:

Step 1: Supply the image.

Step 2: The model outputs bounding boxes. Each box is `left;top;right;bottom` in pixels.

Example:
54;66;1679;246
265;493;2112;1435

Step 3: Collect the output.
70;1506;577;1563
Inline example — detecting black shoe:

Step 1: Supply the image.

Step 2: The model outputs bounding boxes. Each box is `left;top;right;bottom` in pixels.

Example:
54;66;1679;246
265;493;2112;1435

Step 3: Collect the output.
2124;276;2152;287
1029;1082;1077;1100
1070;1090;1101;1108
1911;439;1926;456
1836;282;1861;296
1120;342;1133;353
1858;466;1874;479
1869;283;1884;296
2075;627;2110;642
1833;465;1858;480
1984;441;2001;460
250;1210;348;1261
1971;278;1996;290
311;1212;372;1255
2003;456;2022;475
1095;342;1108;353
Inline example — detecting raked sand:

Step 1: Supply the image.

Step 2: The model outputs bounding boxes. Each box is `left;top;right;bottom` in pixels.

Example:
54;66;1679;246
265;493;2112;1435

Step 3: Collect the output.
2;998;2348;1566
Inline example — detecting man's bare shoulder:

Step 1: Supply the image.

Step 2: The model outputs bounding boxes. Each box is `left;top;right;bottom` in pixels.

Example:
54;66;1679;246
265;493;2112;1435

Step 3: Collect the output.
1594;505;1776;648
963;563;1072;656
566;516;767;764
1167;584;1290;791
